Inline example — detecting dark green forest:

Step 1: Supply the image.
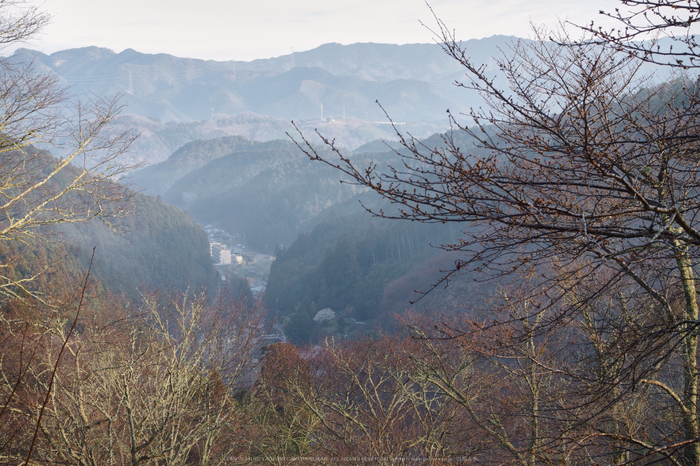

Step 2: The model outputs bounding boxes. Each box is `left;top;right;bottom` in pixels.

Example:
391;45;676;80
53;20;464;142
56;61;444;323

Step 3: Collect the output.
266;212;458;342
0;189;219;301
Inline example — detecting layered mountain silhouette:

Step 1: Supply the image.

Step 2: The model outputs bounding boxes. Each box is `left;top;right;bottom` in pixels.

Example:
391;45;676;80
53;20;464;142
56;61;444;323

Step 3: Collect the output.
9;37;522;162
13;38;518;122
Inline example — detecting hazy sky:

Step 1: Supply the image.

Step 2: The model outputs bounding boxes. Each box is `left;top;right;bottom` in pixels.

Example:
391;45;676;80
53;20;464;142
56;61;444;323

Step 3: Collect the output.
19;0;621;61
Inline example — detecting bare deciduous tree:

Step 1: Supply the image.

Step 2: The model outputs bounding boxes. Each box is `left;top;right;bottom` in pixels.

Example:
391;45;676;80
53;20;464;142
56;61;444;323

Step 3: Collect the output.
0;292;266;465
239;343;320;464
0;1;136;300
247;337;474;465
292;24;700;464
585;0;700;67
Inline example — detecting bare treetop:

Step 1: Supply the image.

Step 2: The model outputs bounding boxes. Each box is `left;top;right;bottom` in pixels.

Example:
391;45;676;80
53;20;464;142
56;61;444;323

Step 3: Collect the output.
0;0;48;47
584;0;700;67
0;1;136;299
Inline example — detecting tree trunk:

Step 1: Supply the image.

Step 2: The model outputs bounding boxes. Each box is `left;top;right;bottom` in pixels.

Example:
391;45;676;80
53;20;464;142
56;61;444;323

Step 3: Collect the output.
675;243;700;465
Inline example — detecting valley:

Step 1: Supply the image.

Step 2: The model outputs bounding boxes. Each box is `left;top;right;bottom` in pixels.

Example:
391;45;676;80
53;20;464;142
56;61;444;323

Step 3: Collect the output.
2;1;698;461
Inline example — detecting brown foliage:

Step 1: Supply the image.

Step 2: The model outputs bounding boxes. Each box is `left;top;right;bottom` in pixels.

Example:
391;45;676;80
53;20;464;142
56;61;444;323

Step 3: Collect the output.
0;290;267;465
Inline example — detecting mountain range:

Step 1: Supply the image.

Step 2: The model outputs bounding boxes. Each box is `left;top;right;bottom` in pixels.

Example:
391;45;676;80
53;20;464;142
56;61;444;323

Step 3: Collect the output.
14;38;516;120
10;36;673;165
10;37;522;163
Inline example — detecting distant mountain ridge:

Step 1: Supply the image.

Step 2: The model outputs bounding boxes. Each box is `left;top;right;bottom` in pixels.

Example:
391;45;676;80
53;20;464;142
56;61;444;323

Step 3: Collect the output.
11;37;671;165
11;38;520;124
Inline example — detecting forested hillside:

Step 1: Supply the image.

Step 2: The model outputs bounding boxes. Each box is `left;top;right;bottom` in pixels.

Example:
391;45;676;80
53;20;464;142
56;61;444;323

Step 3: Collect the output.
65;192;218;296
130;130;486;341
0;7;270;461
131;137;377;251
128;135;257;195
130;128;483;250
0;165;218;300
266;211;463;342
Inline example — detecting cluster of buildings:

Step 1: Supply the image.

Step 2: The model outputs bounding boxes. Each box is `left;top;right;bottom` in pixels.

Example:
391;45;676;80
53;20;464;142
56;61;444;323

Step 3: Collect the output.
203;224;271;298
203;224;247;265
209;241;245;265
